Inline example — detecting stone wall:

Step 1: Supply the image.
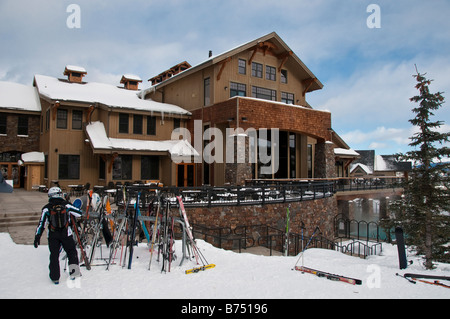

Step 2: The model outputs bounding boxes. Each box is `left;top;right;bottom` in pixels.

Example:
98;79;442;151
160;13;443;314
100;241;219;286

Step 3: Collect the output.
185;195;338;243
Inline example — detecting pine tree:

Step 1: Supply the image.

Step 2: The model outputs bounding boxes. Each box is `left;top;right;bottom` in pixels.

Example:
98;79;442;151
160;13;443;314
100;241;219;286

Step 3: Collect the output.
387;68;450;269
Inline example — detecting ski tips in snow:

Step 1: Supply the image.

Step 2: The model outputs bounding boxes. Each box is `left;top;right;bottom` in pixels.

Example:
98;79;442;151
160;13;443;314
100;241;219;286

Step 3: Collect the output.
295;266;362;285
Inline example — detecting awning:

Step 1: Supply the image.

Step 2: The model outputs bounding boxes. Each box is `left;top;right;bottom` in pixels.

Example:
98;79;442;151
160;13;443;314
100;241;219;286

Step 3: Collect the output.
85;121;199;162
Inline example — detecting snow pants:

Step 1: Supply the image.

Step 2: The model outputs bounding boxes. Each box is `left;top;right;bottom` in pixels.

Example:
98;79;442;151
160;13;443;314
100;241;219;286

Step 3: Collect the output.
48;229;79;281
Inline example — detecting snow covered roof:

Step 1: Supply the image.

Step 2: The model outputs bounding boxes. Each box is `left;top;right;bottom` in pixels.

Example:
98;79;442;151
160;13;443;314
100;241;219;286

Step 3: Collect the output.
121;74;142;83
0;81;41;112
33;74;190;116
21;152;45;163
85;121;199;160
350;163;373;175
64;65;87;74
334;148;360;157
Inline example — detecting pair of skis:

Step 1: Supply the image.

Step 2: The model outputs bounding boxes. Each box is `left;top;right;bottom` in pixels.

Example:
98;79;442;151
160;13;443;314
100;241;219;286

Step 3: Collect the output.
397;273;450;288
176;196;215;274
295;266;362;285
148;196;176;273
292;225;362;285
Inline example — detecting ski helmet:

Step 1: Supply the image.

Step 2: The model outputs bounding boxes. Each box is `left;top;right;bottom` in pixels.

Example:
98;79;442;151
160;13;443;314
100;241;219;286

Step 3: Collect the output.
48;187;63;199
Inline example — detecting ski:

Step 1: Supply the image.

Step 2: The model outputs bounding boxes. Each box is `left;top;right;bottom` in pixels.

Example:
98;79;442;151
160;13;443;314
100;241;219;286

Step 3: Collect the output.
176;195;199;264
185;264;216;274
284;205;290;256
70;214;91;271
411;278;450;289
404;273;450;281
127;191;139;269
295;266;362;285
148;197;161;270
396;273;416;284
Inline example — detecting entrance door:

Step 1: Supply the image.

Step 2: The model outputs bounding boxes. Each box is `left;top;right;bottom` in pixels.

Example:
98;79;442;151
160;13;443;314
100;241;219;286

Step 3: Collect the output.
177;164;195;187
1;163;21;188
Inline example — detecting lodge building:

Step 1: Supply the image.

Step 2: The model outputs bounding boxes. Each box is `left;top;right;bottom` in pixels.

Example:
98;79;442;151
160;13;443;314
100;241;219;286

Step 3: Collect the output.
0;32;358;190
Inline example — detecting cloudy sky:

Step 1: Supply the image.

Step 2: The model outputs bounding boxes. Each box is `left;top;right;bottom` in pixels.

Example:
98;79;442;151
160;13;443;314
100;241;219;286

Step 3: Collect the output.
1;0;449;156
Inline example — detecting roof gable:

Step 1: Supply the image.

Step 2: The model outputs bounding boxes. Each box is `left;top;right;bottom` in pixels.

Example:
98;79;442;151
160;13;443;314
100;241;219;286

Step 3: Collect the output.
147;32;323;92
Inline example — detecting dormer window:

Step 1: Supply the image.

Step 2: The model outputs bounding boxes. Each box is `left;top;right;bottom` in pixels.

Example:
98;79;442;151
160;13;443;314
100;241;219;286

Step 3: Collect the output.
64;65;87;83
120;74;142;91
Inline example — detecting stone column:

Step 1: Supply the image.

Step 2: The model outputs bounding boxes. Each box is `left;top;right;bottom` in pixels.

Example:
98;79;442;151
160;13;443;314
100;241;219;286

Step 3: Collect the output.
225;133;252;186
314;141;336;179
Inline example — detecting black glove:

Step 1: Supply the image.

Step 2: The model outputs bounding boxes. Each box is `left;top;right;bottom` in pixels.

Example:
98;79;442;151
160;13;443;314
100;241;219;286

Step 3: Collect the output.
34;235;41;248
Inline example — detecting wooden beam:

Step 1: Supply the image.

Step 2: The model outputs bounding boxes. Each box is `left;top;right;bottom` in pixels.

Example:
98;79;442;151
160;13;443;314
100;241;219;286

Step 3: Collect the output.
108;153;118;174
277;51;293;72
52;101;60;120
302;78;316;96
216;57;231;81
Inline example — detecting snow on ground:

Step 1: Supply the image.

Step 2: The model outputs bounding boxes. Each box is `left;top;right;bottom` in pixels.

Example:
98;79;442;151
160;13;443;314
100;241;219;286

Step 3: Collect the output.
0;232;449;299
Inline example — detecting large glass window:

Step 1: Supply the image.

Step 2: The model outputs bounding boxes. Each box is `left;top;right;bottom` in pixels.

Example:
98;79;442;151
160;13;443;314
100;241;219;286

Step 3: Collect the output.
281;92;294;105
251;62;263;78
266;65;276;81
113;155;132;180
141;156;159;180
230;82;246;98
59;155;80;179
252;86;276;101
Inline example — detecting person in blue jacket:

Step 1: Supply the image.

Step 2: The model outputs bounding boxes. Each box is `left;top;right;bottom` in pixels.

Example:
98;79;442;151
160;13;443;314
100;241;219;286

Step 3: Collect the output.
34;187;83;284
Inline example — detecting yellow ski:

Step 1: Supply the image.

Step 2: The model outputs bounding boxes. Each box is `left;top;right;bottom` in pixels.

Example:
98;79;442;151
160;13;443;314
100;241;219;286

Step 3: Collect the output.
185;264;216;274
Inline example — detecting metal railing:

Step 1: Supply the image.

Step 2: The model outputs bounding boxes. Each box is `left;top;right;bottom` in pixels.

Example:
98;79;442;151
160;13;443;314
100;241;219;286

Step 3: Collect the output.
191;223;382;259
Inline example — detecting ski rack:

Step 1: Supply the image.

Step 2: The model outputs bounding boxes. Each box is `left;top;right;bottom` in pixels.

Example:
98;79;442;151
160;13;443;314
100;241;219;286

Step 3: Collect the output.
138;215;188;266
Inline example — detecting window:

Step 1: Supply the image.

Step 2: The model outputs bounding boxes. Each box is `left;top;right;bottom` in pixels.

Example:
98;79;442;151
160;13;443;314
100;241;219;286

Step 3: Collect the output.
72;110;83;130
173;118;181;130
281;92;295;105
251;62;263;78
119;113;129;134
204;77;210;106
238;59;246;74
0;114;6;134
147;116;156;135
113;155;132;180
133;114;143;134
266;66;276;81
289;133;296;178
230;82;246;98
46;109;50;131
307;144;313;178
59;155;80;179
252;86;276;101
281;69;288;84
56;109;67;129
99;157;106;180
17;115;29;135
141;156;159;180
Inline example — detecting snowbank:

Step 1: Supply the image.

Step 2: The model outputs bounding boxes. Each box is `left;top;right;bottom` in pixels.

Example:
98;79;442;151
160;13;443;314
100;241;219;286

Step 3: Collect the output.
0;233;449;300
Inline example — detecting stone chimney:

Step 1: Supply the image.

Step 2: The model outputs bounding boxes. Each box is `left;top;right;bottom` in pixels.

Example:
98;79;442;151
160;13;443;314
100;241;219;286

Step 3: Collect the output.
120;74;142;90
64;65;87;83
